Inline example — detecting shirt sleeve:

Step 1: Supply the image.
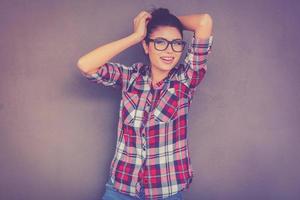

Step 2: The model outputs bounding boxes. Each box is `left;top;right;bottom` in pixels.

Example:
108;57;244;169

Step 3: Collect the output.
80;62;132;89
177;35;213;88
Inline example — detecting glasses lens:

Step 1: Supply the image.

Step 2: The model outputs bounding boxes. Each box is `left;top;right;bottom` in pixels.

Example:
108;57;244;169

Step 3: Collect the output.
154;39;168;50
172;40;185;52
151;38;185;52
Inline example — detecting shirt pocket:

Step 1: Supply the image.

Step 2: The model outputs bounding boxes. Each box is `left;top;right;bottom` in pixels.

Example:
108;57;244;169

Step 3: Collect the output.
122;91;140;125
153;88;179;123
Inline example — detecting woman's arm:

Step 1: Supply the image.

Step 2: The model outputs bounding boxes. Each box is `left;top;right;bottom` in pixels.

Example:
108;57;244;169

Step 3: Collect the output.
177;13;213;89
77;11;152;74
177;13;213;39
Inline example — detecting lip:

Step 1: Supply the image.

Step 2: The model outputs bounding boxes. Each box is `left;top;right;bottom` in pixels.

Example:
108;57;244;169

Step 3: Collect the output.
160;56;175;63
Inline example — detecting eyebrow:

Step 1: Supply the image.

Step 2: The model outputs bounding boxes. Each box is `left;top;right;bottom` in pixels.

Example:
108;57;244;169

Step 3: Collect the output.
153;37;183;41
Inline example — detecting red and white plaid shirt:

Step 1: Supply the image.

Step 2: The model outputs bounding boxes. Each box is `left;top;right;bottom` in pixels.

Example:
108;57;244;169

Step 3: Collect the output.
80;35;213;199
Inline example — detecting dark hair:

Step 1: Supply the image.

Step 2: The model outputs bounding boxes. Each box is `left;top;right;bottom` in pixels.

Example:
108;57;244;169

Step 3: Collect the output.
145;8;184;45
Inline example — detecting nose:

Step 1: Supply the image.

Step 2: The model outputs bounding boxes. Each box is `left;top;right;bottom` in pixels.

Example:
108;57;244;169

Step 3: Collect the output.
165;43;173;53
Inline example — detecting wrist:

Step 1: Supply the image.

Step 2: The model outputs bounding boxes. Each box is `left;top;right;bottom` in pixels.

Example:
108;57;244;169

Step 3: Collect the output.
130;33;144;44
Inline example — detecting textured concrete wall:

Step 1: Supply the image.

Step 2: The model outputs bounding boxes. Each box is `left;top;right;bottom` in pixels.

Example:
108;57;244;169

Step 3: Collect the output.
1;0;299;199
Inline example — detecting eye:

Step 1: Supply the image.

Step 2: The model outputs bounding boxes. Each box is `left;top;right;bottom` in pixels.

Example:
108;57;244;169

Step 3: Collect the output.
173;40;185;46
155;38;167;45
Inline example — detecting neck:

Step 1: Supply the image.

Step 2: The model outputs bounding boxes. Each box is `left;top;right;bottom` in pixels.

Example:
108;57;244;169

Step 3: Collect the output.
150;67;170;85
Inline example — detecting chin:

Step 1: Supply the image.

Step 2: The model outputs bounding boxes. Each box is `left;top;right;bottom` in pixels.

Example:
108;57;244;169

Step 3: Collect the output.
157;66;173;72
159;63;176;71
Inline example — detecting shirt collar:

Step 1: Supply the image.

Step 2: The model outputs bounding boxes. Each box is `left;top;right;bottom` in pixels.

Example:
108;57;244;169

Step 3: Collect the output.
140;64;180;80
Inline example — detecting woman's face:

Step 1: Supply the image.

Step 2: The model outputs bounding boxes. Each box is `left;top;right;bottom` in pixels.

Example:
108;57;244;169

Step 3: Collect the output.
142;26;183;74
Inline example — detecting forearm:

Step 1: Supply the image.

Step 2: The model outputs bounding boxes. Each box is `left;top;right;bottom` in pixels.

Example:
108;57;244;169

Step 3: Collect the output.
77;33;141;74
178;13;213;39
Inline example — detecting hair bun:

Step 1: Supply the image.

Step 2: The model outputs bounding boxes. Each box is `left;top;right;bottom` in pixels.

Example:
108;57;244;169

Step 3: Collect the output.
145;7;184;42
151;8;170;17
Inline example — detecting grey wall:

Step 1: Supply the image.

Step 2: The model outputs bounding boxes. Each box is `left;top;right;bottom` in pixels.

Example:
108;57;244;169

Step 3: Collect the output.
1;0;299;199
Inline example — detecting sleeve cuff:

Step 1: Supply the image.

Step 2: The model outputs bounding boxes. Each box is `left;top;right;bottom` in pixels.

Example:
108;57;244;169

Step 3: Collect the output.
191;35;213;52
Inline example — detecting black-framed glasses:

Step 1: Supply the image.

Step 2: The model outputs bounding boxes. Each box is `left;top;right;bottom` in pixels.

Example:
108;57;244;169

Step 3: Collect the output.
146;37;186;52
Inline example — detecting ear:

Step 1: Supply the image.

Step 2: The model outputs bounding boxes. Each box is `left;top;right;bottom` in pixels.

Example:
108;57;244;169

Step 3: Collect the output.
142;40;149;54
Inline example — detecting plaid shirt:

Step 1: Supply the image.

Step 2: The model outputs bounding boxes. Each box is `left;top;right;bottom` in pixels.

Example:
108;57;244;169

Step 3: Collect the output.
80;35;213;199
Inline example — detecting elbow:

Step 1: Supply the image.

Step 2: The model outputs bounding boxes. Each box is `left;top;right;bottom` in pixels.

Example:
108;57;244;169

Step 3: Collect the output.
195;14;213;38
77;58;89;74
77;57;83;69
199;14;213;27
77;58;99;75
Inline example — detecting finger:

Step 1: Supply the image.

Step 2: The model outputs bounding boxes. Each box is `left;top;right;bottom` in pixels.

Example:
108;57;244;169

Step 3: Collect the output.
139;13;149;20
134;13;146;22
141;13;152;21
135;15;148;25
137;11;148;18
139;11;151;19
134;12;151;25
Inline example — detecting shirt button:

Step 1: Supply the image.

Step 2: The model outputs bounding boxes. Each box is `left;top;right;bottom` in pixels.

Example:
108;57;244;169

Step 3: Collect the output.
142;150;146;159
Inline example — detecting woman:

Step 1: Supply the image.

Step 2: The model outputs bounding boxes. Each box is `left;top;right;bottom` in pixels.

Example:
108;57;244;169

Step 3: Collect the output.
77;7;213;200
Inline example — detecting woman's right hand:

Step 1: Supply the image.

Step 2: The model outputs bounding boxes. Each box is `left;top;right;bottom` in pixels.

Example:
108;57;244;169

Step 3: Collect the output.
133;11;152;42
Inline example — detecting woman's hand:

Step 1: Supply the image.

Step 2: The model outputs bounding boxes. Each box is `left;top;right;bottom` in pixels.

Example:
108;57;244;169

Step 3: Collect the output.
133;11;152;42
77;11;152;74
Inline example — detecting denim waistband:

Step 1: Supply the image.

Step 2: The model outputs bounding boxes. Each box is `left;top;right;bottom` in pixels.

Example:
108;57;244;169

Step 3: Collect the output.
105;178;183;200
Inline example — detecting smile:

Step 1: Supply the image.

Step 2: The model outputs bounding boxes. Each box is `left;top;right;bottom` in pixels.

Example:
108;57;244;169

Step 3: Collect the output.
160;56;174;63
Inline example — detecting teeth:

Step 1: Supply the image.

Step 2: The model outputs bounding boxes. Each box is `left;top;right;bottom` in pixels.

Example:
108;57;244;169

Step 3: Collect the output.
161;57;174;61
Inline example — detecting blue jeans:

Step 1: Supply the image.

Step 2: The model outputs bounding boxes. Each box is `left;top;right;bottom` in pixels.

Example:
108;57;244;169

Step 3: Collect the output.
102;179;183;200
